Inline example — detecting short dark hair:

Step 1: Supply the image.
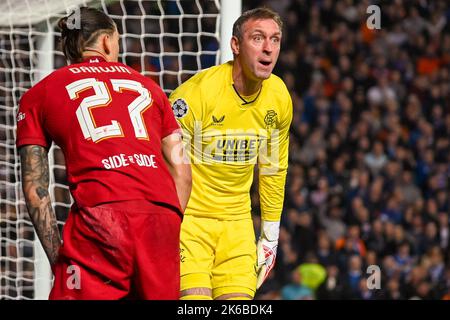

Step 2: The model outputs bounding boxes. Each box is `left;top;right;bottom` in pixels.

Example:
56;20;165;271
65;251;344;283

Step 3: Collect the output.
232;7;283;40
58;7;116;63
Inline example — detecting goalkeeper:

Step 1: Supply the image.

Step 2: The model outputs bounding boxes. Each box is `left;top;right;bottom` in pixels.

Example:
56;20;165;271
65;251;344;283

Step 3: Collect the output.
169;7;292;300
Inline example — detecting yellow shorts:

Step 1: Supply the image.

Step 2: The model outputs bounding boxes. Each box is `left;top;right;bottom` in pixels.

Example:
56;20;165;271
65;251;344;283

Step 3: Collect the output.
180;215;257;298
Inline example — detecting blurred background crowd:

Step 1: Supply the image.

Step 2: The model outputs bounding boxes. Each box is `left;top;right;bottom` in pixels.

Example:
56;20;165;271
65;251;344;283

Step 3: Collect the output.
244;0;450;300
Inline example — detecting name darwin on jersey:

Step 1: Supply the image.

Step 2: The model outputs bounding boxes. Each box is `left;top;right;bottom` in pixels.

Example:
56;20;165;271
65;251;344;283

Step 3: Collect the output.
69;65;131;74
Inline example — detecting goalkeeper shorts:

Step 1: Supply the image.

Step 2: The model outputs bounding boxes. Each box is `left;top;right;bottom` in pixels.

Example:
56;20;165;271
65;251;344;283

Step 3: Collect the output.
180;215;257;298
49;200;181;300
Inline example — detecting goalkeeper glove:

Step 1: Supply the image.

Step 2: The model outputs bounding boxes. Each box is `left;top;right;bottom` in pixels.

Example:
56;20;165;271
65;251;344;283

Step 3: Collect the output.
256;220;280;289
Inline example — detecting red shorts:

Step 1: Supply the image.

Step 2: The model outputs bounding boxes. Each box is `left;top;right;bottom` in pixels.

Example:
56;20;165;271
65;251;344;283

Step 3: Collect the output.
49;200;181;300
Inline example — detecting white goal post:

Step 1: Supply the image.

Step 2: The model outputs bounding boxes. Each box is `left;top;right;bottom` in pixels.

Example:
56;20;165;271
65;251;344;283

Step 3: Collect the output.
0;0;241;300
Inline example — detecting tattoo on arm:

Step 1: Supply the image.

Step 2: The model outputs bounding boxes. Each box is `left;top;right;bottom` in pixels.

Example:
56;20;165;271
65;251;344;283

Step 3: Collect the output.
19;145;61;266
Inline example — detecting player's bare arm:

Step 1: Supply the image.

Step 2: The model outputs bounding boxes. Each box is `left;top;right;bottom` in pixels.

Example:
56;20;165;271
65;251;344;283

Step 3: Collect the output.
19;145;61;265
162;132;192;212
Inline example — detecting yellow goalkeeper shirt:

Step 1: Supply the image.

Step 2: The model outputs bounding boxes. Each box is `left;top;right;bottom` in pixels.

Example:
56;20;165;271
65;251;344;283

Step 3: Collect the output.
169;61;292;221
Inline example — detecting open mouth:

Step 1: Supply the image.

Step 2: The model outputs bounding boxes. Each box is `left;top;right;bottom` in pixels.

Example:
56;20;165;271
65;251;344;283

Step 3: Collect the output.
259;60;271;66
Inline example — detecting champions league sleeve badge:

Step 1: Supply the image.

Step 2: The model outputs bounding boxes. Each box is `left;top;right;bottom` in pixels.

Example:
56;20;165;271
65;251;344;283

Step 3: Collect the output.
172;98;189;119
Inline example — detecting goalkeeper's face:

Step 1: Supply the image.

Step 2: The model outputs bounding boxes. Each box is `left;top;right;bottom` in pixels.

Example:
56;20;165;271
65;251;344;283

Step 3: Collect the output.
237;18;281;81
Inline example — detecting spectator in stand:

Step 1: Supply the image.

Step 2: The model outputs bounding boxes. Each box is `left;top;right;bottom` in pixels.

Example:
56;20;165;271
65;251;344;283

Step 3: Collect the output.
281;269;314;300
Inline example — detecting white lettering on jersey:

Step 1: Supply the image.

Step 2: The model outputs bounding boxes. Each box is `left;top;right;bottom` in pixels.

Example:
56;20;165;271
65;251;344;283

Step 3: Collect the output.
66;78;152;142
68;66;131;74
102;153;158;169
17;112;26;122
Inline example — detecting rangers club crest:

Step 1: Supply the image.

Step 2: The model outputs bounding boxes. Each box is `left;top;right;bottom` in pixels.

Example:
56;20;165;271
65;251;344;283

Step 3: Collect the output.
172;98;189;119
264;110;277;129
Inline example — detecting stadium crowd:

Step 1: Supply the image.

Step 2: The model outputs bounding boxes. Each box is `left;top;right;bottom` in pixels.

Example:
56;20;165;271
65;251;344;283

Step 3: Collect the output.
243;0;450;300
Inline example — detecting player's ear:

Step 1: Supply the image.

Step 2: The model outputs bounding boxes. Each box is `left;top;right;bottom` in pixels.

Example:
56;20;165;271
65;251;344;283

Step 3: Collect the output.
230;36;240;55
102;33;111;55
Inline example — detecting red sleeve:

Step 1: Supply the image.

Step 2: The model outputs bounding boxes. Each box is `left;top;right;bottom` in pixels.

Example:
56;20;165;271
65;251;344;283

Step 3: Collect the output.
160;95;181;138
16;81;51;148
154;86;180;139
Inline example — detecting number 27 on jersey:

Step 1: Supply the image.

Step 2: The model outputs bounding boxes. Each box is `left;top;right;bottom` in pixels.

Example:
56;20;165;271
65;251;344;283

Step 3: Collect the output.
66;78;152;143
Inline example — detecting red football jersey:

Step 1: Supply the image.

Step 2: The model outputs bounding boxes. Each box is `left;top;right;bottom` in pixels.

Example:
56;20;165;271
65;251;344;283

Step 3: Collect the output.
16;56;182;214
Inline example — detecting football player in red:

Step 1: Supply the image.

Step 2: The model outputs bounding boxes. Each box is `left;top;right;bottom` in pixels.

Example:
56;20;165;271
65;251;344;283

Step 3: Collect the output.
16;7;191;300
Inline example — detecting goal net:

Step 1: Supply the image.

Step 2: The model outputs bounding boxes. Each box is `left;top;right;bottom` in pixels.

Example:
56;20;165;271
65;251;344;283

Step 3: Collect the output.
0;0;239;300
